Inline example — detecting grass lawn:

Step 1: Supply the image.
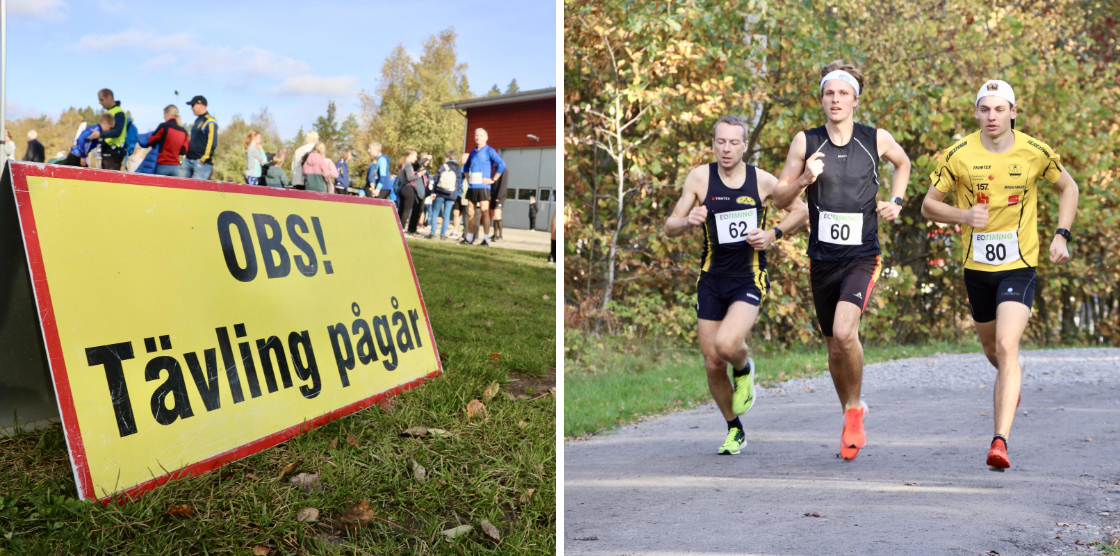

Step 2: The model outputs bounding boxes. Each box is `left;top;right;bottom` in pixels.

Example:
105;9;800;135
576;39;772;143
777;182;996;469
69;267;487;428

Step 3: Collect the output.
0;239;556;555
564;338;982;438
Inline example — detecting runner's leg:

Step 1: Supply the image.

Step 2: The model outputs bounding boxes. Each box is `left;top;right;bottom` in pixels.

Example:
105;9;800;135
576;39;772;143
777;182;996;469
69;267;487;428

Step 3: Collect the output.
992;302;1030;438
827;301;864;411
699;319;735;421
975;320;999;368
713;301;758;374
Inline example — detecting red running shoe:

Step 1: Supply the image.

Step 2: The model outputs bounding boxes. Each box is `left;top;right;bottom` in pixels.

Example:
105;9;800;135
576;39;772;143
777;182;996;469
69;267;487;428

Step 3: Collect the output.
987;436;1010;470
840;401;868;460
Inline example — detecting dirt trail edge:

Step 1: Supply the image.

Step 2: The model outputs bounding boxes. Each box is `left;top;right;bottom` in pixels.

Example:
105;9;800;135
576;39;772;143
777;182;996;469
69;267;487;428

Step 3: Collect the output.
565;348;1120;556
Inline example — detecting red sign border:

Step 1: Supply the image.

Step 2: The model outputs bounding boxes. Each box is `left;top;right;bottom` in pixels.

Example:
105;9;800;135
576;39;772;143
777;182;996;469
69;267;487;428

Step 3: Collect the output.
5;162;442;502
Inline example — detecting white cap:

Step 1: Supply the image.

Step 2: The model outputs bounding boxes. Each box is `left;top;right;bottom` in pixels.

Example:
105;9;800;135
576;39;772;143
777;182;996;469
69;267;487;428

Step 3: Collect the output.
976;80;1015;106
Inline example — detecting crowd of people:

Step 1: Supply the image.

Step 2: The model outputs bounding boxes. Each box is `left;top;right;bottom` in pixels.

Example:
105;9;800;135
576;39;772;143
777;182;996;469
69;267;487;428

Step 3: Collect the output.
4;88;556;254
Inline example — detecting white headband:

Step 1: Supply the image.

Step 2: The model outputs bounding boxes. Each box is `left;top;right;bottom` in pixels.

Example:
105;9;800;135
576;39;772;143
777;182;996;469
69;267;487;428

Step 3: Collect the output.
819;70;860;96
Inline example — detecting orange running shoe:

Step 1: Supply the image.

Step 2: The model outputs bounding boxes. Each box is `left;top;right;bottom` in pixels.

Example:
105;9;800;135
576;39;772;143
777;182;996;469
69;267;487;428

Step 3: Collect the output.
840;401;868;460
987;436;1010;470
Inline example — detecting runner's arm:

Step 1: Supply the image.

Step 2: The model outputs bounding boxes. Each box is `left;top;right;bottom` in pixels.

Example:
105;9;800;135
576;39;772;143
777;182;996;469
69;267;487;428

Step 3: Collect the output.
876;129;911;221
748;169;808;249
1048;168;1079;264
771;132;819;209
664;167;705;238
921;185;987;228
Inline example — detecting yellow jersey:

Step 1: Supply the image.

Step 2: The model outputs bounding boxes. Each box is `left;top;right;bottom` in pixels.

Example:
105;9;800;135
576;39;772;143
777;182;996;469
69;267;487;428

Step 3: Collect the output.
930;130;1063;272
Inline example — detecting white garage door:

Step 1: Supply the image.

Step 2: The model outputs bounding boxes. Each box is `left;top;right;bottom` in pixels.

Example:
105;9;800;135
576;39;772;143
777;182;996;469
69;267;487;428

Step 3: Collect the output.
499;147;556;230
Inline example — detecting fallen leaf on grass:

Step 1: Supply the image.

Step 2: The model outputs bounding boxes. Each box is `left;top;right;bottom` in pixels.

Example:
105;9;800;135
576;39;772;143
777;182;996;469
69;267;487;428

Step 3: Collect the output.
167;504;194;517
252;546;271;556
341;499;376;529
411;459;427;483
328;438;338;450
518;420;528;428
278;461;300;480
379;397;395;413
428;428;454;437
245;472;258;480
520;489;537;503
542;294;550;300
290;473;323;495
401;426;429;437
442;525;472;540
488;353;502;361
439;352;448;360
347;434;359;447
483;381;501;402
316;533;345;547
481;519;501;541
467;399;487;419
297;508;319;522
1056;522;1070;527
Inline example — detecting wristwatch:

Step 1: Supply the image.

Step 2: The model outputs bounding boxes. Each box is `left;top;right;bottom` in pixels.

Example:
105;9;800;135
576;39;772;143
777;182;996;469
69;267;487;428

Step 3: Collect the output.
772;227;784;240
891;196;904;206
1055;228;1072;241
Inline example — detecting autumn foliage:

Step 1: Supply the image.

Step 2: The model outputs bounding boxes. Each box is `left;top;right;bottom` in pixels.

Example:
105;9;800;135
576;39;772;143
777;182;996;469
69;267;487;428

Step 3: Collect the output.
564;0;1120;350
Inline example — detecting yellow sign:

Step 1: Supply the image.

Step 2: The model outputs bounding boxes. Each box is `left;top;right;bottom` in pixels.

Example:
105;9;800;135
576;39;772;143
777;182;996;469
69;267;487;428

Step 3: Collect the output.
6;163;441;501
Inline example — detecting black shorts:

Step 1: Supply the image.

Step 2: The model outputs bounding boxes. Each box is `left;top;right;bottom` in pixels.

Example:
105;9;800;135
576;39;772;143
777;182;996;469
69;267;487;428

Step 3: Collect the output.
466;189;491;204
810;255;882;337
695;271;770;321
964;268;1036;323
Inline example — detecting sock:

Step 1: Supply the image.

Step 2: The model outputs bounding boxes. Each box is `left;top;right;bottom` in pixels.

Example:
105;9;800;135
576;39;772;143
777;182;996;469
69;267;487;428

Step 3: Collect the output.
732;360;752;377
993;434;1007;448
483;234;490;241
466;233;474;242
727;416;743;432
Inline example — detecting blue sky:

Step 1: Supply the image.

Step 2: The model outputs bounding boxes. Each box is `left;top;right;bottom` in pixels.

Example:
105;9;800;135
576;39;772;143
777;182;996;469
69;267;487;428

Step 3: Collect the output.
4;0;556;137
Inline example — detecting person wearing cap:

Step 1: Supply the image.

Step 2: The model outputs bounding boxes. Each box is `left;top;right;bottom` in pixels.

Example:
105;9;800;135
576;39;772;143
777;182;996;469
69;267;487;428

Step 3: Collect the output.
182;95;219;180
920;79;1079;470
772;60;912;461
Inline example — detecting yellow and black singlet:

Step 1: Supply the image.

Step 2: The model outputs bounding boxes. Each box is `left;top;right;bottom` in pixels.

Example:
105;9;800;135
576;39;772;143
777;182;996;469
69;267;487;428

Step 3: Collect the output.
698;162;768;277
930;130;1063;271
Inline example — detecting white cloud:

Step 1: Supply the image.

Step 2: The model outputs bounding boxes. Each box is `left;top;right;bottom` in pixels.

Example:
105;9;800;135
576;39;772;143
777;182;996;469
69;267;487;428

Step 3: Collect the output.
270;75;359;97
9;0;67;21
70;29;194;52
4;99;48;120
142;53;179;72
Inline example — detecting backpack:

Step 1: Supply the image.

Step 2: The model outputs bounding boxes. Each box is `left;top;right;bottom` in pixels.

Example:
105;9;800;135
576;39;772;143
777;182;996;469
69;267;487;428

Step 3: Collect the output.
391;170;406;194
123;121;139;162
435;163;458;193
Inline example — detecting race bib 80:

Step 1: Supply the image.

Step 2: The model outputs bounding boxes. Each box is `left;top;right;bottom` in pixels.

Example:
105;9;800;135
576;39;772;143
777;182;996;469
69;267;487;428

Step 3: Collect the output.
818;211;863;245
972;231;1020;265
714;209;758;244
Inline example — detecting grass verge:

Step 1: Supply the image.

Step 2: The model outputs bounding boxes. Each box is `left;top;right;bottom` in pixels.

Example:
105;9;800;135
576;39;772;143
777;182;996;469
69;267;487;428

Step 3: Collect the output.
0;238;555;555
564;338;981;438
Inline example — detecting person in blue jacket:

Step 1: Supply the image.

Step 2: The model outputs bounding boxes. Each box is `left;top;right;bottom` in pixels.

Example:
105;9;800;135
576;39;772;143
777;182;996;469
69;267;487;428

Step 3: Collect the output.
336;150;352;194
59;114;114;166
460;128;506;246
367;142;395;203
134;132;161;174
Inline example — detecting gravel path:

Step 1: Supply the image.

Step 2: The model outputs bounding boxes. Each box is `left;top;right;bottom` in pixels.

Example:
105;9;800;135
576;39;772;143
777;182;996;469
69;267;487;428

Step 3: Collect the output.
564;348;1120;556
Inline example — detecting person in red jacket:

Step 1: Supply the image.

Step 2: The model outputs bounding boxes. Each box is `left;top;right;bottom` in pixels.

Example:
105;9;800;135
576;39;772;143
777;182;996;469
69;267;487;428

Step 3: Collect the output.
147;105;189;176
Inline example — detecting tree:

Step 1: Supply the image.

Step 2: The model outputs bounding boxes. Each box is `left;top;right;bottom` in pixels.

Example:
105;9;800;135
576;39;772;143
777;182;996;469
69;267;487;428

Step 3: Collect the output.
313;101;341;154
487;84;502;96
506;79;520;94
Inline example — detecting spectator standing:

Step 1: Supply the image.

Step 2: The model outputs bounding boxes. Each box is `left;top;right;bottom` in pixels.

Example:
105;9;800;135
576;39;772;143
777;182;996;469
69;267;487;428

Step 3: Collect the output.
90;89;129;170
367;142;394;202
144;104;188;177
60;114;114;166
23;130;45;162
336;150;352;194
396;150;421;231
529;195;539;231
451;152;470;238
417;153;433;228
489;166;509;240
265;148;291;188
461;128;506;246
182;95;218;179
548;210;556;264
244;130;267;185
427;150;460;240
3;130;15;161
291;131;318;188
302;142;338;193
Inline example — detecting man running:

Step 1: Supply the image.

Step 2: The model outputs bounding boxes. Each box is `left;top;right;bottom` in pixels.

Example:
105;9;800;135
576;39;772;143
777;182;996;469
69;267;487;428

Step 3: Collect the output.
664;115;808;455
921;80;1078;470
772;61;912;460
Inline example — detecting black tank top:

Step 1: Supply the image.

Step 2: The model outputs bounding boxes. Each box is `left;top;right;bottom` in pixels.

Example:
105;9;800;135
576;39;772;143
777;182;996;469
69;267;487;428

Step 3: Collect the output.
699;163;767;276
804;123;881;261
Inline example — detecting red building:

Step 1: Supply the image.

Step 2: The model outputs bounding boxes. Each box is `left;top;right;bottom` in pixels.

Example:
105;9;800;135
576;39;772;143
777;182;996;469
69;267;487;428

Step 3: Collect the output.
443;88;556;230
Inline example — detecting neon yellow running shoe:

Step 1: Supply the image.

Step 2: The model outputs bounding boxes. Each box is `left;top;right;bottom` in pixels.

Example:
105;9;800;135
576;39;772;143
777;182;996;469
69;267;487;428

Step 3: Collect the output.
718;427;746;455
732;358;757;415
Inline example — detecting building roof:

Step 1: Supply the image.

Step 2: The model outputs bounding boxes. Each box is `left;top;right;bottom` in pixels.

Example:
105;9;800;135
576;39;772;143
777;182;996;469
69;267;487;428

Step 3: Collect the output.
442;87;556;110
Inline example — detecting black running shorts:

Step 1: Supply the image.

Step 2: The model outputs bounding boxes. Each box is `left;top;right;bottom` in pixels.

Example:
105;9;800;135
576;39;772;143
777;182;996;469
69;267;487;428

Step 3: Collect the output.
810;255;882;337
964;267;1036;323
466;188;491;204
695;271;770;321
